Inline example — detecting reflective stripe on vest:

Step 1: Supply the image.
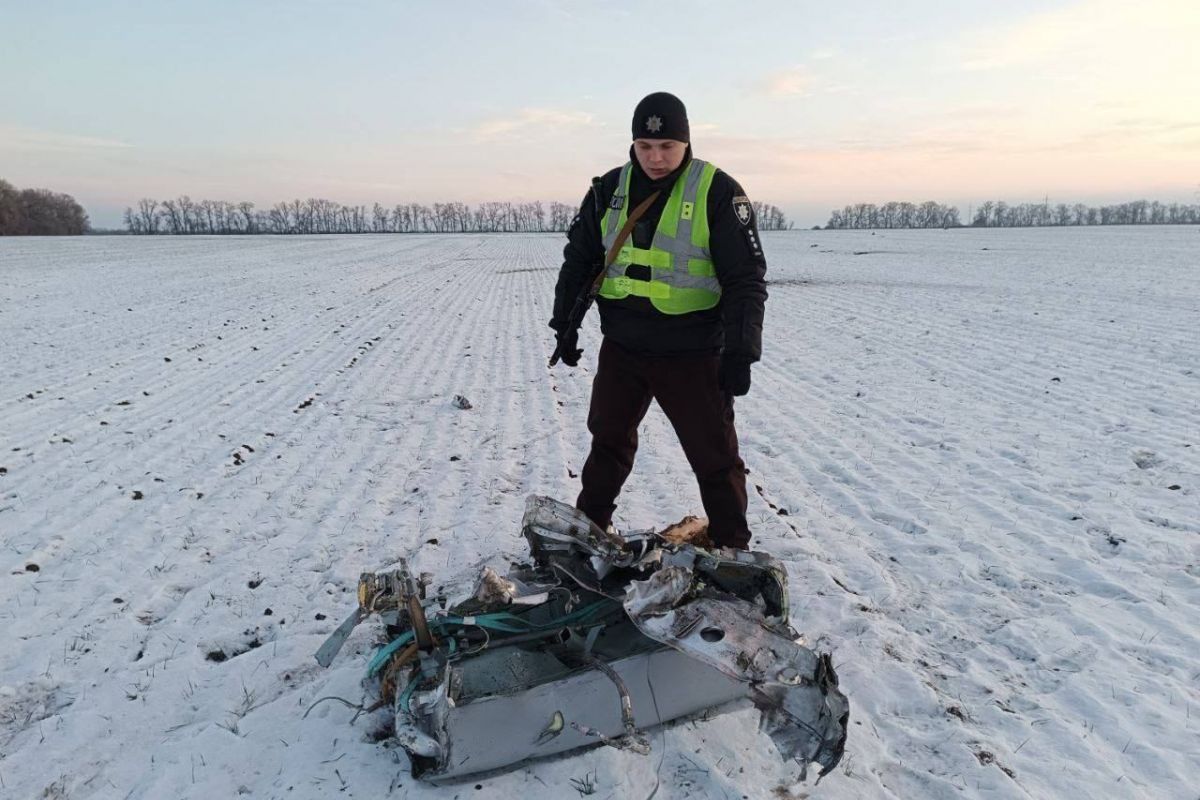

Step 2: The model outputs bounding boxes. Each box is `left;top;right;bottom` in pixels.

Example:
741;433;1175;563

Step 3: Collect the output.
598;159;721;315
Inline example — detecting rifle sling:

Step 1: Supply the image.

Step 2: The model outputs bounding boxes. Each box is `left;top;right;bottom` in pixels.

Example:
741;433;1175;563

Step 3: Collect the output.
590;189;661;292
548;188;663;367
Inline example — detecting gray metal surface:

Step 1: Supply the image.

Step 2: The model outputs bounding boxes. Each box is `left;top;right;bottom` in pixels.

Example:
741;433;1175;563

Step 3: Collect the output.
428;646;746;781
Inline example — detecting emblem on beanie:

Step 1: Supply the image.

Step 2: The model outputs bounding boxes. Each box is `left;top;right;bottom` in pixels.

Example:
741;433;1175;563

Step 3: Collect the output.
645;115;663;133
733;196;753;226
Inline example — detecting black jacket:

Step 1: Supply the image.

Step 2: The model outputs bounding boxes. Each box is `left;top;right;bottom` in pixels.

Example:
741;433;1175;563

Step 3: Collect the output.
551;146;767;361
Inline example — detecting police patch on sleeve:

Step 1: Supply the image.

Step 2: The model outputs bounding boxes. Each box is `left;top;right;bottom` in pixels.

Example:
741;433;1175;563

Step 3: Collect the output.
732;195;753;226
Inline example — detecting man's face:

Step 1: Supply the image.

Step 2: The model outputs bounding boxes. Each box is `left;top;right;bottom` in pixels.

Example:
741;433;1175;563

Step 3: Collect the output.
633;138;688;180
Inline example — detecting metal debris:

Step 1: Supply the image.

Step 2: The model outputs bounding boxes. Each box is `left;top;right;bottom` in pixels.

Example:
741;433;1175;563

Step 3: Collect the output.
314;494;849;782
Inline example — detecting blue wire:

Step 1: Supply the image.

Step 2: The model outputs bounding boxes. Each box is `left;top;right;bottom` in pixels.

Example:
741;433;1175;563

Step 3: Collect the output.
397;674;419;712
366;630;415;677
367;599;618;678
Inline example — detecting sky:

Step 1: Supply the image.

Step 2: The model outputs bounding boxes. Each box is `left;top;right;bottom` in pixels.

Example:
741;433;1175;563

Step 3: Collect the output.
2;0;1199;228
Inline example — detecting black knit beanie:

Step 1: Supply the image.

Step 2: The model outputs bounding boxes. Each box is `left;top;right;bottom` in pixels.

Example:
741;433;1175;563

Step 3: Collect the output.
632;92;689;142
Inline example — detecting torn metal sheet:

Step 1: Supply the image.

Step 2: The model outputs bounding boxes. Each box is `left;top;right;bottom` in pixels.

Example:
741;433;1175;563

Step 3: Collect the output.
314;494;849;783
625;593;847;771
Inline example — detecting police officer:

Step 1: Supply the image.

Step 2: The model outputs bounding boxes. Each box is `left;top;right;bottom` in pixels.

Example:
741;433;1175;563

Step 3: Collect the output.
550;92;767;549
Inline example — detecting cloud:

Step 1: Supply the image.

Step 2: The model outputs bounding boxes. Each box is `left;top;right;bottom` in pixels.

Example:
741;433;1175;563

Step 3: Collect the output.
0;124;132;153
943;1;1199;152
1058;121;1200;152
711;117;1200;172
471;108;596;141
957;0;1199;73
698;125;1200;217
759;66;816;97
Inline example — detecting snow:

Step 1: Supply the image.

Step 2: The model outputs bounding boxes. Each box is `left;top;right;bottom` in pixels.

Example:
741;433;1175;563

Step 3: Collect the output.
1;227;1197;799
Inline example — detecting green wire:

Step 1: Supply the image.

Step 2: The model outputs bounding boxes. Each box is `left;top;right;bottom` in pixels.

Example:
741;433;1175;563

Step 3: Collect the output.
367;599;618;678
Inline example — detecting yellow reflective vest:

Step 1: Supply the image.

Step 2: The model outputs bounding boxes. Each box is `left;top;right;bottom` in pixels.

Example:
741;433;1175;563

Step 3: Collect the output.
599;159;721;315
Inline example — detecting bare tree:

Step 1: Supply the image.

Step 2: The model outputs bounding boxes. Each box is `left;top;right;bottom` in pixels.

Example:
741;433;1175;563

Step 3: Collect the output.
134;198;160;233
372;203;389;233
0;179;20;234
7;187;90;235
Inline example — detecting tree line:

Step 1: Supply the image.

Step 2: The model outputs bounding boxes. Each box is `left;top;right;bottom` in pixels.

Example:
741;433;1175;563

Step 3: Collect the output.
122;196;792;234
751;202;791;230
826;199;1200;229
826;202;961;230
0;179;90;235
969;200;1200;227
123;197;574;235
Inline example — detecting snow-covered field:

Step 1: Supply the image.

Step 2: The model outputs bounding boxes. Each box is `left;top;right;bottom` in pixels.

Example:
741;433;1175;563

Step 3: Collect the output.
1;228;1197;799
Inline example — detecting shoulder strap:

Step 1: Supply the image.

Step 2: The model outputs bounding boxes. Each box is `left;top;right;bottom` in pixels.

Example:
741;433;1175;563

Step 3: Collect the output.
605;190;660;268
587;189;661;294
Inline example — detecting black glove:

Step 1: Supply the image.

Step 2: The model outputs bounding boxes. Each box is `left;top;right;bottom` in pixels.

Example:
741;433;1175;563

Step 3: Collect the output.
718;357;752;396
555;326;582;367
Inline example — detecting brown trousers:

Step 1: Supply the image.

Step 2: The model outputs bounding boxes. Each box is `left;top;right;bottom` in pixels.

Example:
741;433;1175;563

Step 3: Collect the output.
576;338;751;548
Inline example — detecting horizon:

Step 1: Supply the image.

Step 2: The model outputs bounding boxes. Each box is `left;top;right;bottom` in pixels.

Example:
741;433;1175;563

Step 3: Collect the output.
3;1;1198;229
79;196;1200;233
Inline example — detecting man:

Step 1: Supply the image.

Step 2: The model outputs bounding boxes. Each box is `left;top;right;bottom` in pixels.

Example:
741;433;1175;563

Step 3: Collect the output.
550;91;767;549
